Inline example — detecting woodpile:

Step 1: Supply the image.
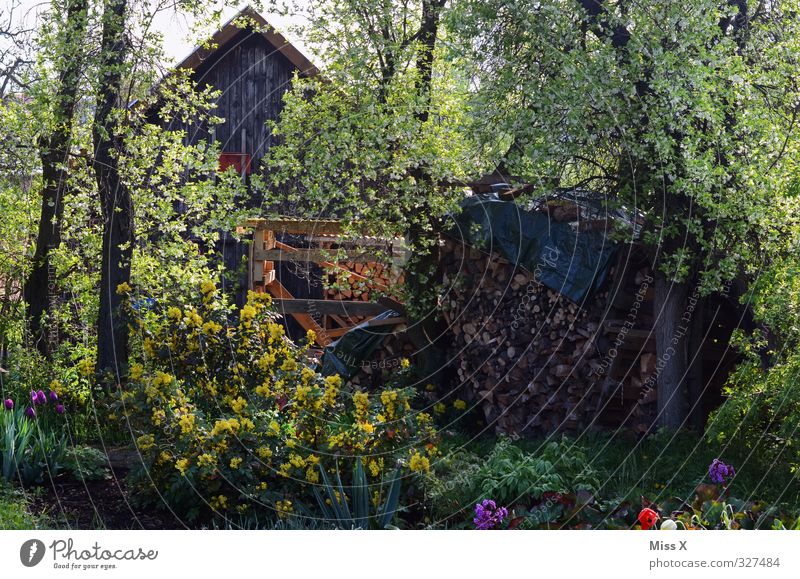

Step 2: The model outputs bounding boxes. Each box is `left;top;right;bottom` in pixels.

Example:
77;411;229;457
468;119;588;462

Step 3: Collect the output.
438;236;659;436
324;261;404;303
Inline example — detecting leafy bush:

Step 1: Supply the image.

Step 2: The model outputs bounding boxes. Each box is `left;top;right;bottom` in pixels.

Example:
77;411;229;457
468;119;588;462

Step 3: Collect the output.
706;332;800;486
62;446;111;482
425;436;602;528
117;281;438;524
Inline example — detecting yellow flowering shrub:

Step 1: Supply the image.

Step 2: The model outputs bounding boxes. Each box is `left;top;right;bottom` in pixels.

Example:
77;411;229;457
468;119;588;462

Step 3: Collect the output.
118;282;437;524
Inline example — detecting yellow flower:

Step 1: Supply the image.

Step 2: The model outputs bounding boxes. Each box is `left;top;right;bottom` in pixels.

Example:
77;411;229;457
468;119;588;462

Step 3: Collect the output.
409;452;430;473
229;396;247;414
256;446;273;459
425;383;436;391
116;282;131;295
306;329;316;344
275;500;293;519
256;481;268;491
186;310;203;327
151;408;165;426
240;304;257;321
211;418;240;437
353;391;369;417
368;459;382;478
280;358;298;373
175;458;190;476
267;323;284;340
136;434;155;452
129;363;144;380
77;358;94;377
200;280;216;295
267;420;281;437
360;421;375;434
167;306;182;321
178;413;196;434
305;468;319;483
210;495;228;510
453;399;467;411
433;402;446;414
256;380;272;397
400;358;410;369
416;412;432;426
230;457;243;469
202;321;222;335
198;453;217;469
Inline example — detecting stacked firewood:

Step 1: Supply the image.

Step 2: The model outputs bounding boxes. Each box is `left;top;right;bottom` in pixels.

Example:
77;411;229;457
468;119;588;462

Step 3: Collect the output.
438;236;658;436
324;262;403;302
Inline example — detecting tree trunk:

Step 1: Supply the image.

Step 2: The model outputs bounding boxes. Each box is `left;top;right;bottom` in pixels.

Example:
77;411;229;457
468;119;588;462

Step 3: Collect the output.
687;294;705;430
23;0;89;356
93;0;132;382
654;269;689;430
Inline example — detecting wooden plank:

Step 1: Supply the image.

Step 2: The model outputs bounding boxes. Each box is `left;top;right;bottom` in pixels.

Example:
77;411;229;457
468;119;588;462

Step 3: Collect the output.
304;234;405;248
377;296;406;314
322;316;407;339
242;218;343;235
265;280;331;346
271;299;391;316
254;248;382;263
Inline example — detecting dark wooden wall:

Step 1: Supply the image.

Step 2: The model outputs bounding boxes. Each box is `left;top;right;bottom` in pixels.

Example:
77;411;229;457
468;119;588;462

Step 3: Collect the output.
162;28;297;173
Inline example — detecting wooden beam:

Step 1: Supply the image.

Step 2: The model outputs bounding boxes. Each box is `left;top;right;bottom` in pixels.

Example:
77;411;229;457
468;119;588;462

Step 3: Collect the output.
271;298;391;316
254;248;383;263
265;280;331;346
242;218;343;235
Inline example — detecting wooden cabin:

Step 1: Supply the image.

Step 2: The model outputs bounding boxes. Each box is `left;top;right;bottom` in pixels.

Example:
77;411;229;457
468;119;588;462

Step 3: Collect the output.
149;7;321;310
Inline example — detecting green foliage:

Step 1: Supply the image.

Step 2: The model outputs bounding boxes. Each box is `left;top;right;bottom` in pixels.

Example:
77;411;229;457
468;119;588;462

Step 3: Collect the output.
61;445;111;482
312;458;403;529
707;350;800;485
0;483;46;530
474;438;601;506
425;436;602;527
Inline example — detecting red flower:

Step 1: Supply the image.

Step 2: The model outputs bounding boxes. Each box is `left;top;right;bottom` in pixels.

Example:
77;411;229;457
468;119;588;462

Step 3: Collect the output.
638;508;658;530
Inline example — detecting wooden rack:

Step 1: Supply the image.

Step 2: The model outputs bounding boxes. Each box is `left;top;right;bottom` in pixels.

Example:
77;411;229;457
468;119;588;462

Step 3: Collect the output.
241;218;407;347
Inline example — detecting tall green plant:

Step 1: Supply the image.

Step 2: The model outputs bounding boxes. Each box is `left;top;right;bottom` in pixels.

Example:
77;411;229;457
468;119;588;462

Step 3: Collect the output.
313;458;403;530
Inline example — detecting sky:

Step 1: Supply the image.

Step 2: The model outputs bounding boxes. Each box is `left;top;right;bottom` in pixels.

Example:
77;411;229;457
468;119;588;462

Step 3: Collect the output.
7;0;312;65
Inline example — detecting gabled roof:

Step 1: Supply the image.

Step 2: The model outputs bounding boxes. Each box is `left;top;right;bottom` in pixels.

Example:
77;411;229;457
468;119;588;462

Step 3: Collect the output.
174;6;319;78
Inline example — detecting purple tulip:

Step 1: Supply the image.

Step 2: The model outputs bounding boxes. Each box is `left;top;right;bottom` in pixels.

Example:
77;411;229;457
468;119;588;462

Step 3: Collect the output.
55;404;65;415
3;399;12;411
30;390;37;404
36;390;47;405
24;406;36;419
49;390;59;402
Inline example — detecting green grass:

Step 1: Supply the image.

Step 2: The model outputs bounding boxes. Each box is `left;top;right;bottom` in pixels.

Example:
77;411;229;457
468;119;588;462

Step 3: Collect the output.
0;483;49;530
